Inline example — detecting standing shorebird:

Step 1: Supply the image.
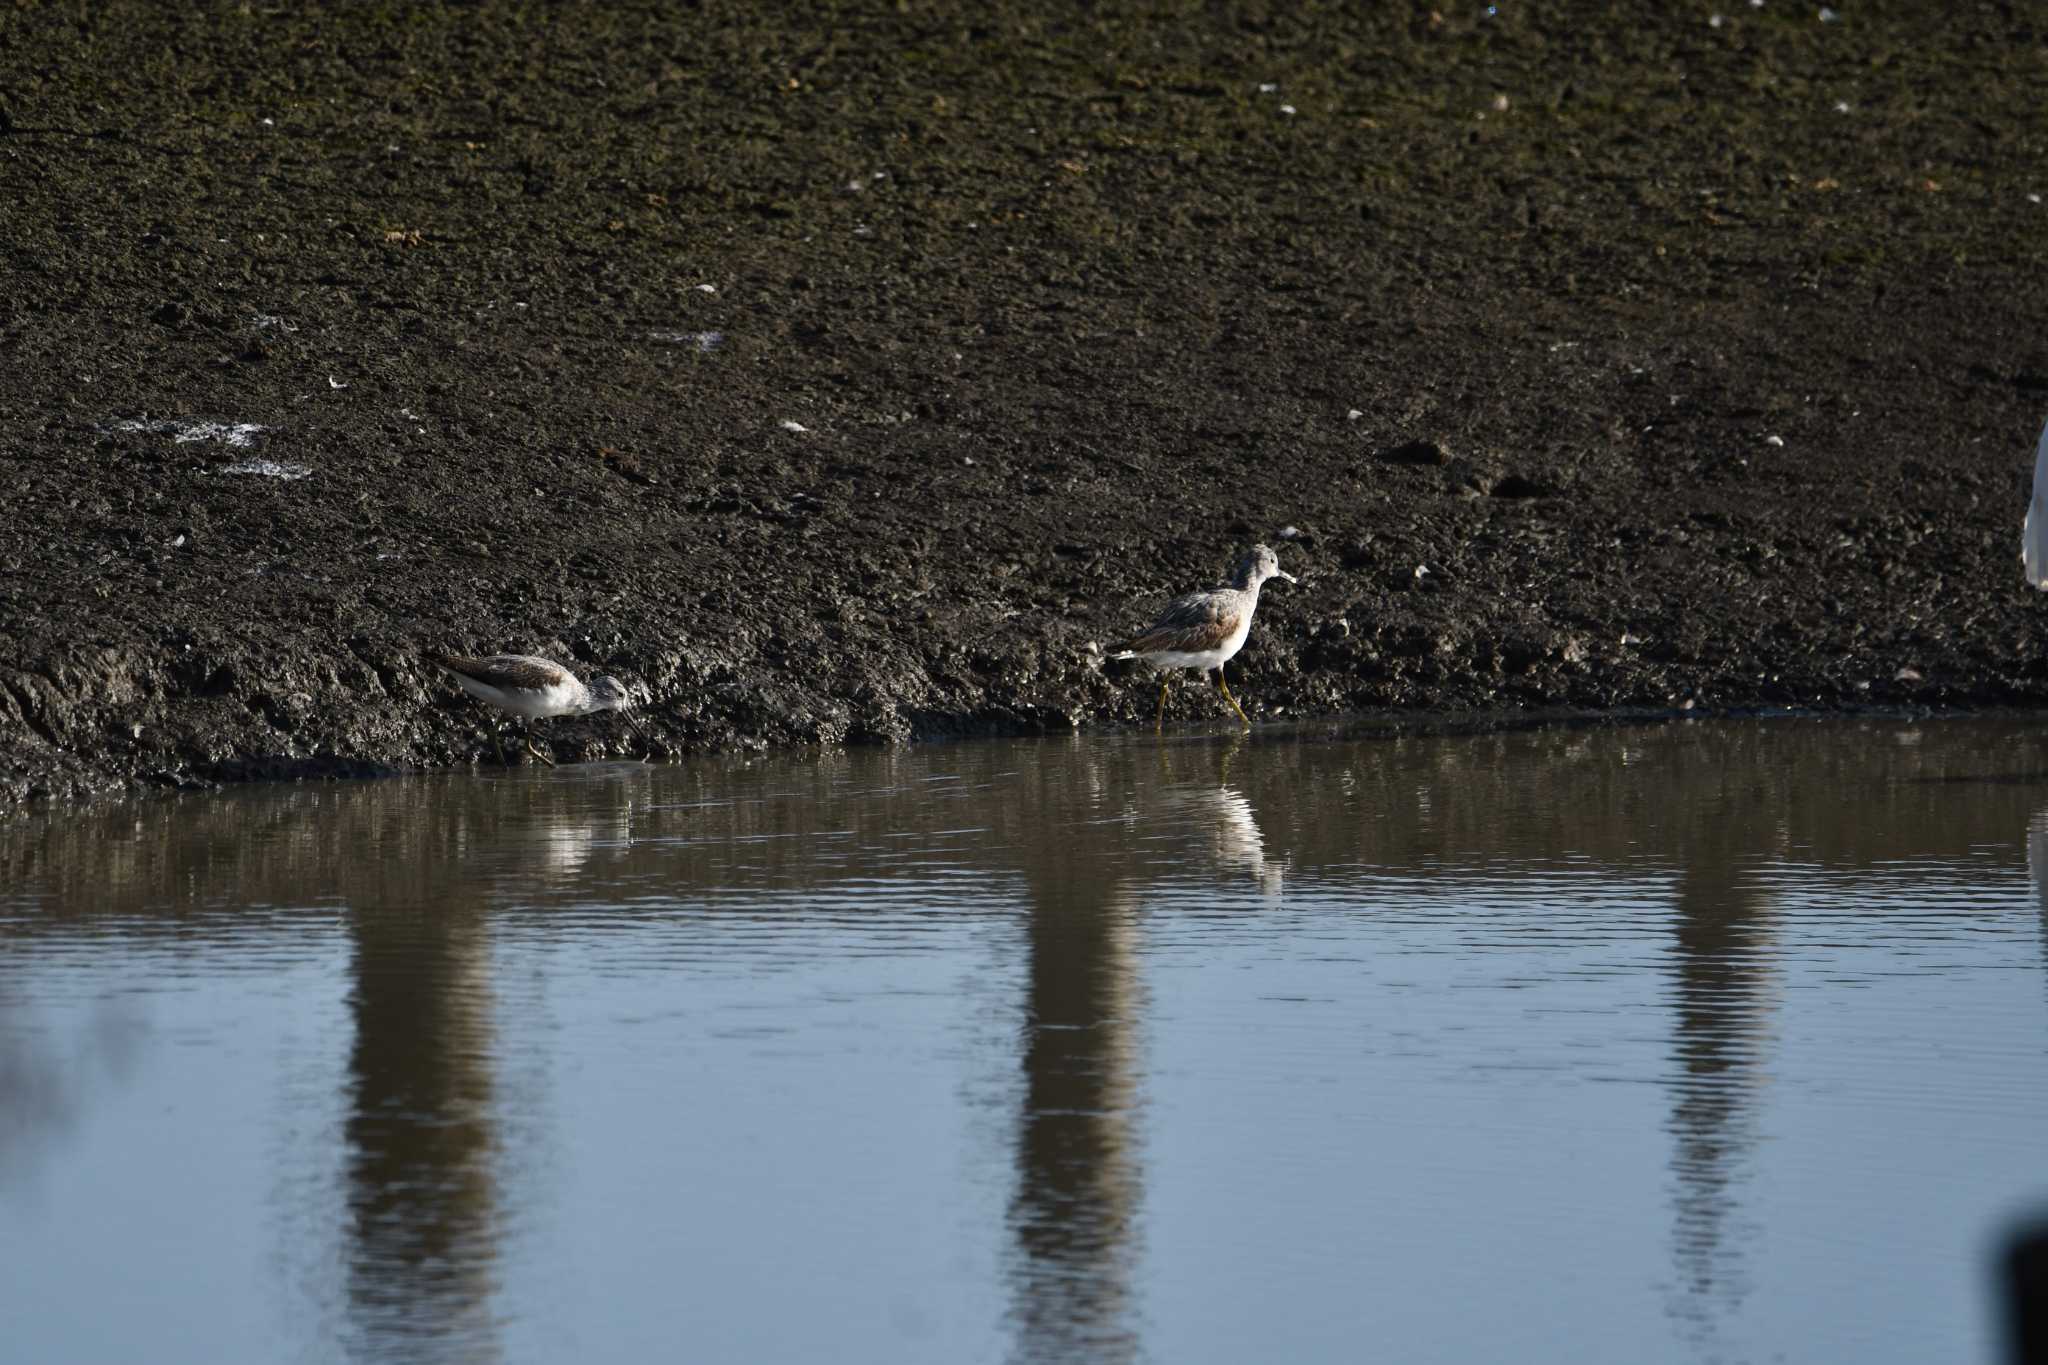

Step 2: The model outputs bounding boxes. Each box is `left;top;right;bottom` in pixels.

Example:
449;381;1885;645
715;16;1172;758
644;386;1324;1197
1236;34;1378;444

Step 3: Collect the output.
2024;416;2048;587
1109;544;1297;731
429;652;644;765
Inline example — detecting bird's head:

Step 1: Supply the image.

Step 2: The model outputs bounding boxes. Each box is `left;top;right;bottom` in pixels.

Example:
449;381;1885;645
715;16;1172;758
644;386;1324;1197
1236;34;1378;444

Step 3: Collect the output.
584;675;647;714
1237;544;1298;589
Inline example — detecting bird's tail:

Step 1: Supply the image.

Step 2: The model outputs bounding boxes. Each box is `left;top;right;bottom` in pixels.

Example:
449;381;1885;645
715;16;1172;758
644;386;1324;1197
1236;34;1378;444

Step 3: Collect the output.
2028;420;2048;589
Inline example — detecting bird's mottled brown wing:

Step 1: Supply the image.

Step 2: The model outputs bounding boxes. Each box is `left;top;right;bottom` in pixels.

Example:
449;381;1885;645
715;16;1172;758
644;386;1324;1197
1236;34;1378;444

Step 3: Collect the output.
1123;589;1242;655
429;652;571;692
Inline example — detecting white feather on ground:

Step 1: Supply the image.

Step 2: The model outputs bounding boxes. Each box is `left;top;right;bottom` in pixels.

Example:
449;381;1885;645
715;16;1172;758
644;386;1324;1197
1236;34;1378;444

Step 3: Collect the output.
2026;418;2048;588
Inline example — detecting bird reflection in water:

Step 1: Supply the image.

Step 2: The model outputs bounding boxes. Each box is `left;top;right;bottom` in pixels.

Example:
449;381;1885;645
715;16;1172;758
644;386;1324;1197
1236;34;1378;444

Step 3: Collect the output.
1160;782;1285;902
2027;807;2048;940
343;898;499;1359
1004;735;1282;1362
339;768;647;1359
1659;766;1782;1350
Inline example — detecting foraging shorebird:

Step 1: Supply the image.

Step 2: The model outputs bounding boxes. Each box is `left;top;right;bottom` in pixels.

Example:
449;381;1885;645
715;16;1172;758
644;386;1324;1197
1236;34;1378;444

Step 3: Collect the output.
1110;544;1297;731
2024;417;2048;587
429;652;644;765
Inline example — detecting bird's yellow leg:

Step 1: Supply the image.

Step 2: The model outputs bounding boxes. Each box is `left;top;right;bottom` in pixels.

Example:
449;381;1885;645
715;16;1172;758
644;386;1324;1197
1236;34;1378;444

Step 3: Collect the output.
489;723;509;766
526;723;557;767
1155;677;1170;733
1215;668;1250;730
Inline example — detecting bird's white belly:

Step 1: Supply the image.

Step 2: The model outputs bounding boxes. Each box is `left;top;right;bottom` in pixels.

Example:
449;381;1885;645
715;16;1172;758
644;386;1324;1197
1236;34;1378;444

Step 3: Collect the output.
453;674;583;720
1149;614;1253;671
1150;648;1229;670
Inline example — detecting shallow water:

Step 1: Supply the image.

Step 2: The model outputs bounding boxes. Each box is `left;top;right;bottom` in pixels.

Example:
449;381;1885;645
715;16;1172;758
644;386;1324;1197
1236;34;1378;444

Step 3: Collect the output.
4;718;2046;1363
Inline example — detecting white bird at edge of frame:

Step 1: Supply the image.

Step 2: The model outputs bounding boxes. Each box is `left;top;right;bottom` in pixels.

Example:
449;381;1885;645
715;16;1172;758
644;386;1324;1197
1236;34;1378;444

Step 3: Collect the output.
2025;419;2048;588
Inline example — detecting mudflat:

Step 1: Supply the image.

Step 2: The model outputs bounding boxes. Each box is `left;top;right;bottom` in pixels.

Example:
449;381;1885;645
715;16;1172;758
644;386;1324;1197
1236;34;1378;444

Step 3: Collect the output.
4;4;2046;803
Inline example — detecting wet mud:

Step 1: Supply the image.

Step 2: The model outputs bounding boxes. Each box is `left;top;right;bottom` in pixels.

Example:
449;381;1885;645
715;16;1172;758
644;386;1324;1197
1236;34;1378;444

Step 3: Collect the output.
5;3;2048;804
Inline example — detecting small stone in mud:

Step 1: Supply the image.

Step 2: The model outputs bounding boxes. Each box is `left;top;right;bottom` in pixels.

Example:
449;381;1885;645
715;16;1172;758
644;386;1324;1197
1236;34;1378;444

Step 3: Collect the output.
599;447;657;485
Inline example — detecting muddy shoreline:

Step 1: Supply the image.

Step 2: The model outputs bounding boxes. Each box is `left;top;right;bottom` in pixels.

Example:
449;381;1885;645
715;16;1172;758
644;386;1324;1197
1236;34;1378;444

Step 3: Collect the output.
5;4;2048;806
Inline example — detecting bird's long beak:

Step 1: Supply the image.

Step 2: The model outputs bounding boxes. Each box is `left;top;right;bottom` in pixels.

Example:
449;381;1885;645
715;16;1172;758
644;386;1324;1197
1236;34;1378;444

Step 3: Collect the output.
1276;570;1299;584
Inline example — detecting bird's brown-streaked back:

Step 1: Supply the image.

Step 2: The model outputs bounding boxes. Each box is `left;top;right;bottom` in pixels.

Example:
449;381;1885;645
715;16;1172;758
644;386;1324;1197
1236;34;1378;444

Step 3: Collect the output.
1120;593;1246;659
428;652;574;695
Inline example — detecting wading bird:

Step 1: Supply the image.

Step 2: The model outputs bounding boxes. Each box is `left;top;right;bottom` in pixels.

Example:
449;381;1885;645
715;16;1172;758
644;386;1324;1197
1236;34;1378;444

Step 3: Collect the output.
2025;419;2048;588
1110;544;1298;731
429;652;644;765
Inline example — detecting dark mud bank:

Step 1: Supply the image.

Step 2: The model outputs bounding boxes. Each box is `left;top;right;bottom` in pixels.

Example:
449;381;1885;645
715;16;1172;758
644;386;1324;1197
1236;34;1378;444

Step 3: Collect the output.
6;5;2048;805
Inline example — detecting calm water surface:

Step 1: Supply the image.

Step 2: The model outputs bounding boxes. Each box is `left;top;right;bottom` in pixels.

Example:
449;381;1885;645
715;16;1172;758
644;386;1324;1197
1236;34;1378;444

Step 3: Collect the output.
4;719;2047;1363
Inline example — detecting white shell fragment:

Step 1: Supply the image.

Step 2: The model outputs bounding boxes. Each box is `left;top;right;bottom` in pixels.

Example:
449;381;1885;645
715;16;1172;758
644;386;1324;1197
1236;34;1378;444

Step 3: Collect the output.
221;459;312;479
648;330;724;351
114;418;270;447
